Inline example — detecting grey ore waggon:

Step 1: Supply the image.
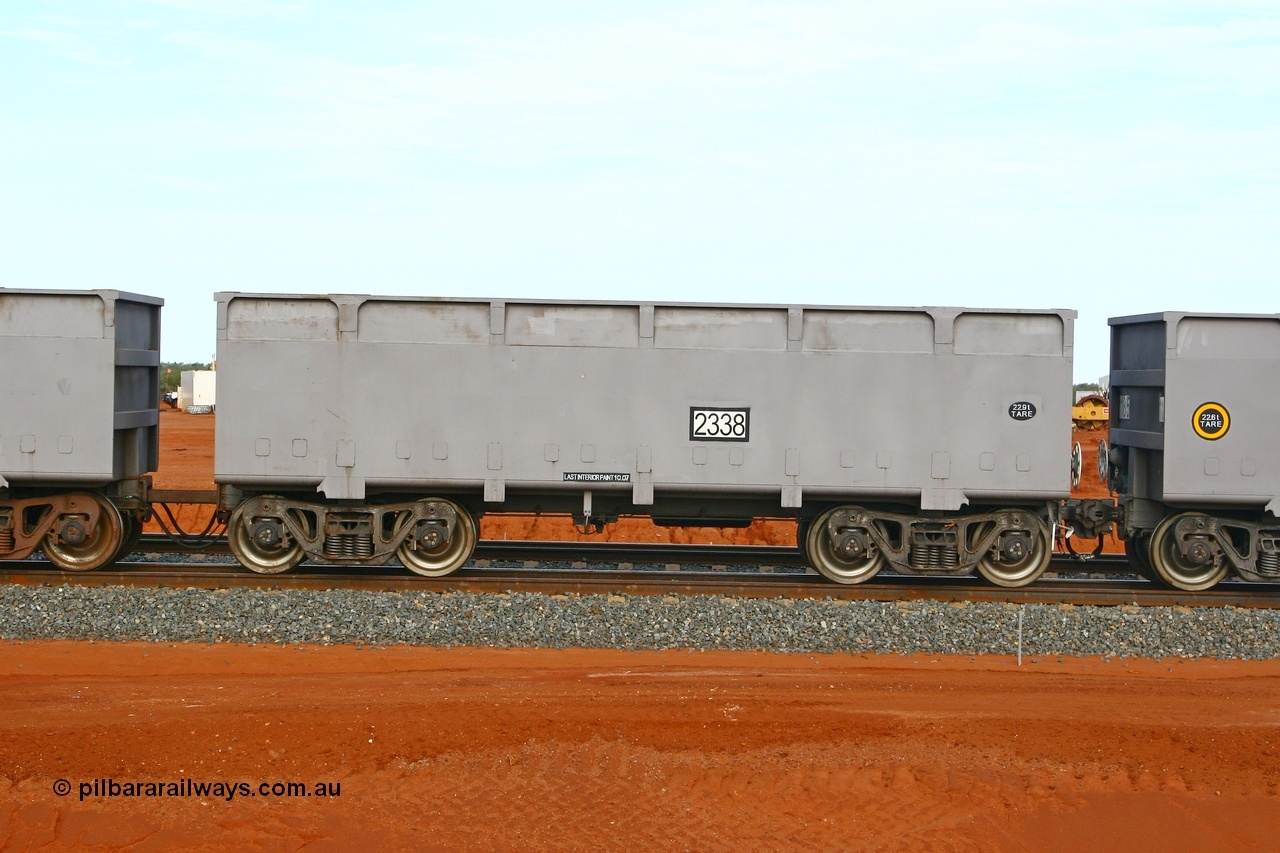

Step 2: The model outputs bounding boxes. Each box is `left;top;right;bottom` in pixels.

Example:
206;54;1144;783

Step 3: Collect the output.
0;288;162;569
1103;311;1280;590
212;293;1082;587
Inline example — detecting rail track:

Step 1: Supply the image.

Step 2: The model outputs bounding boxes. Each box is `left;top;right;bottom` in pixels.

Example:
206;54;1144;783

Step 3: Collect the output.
2;538;1277;608
138;532;1128;569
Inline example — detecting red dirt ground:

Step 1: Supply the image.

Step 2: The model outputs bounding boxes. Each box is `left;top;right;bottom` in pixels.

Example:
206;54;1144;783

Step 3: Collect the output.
7;411;1264;849
3;644;1279;850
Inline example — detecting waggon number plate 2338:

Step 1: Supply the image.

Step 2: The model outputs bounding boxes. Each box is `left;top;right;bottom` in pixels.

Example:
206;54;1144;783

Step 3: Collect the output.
689;407;750;442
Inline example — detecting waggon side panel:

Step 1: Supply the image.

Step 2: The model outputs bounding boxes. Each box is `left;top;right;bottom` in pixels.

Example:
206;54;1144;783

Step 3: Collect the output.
0;289;163;487
1110;312;1280;511
214;294;1073;512
1165;315;1280;508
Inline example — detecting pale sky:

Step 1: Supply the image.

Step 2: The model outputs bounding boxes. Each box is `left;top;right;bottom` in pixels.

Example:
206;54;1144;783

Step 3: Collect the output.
3;1;1277;382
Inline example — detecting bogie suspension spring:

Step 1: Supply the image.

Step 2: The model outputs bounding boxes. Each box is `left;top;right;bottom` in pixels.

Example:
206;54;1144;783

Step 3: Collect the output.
324;534;375;559
910;543;959;570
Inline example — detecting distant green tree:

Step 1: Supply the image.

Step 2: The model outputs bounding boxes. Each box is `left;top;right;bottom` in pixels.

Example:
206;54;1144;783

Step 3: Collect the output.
1073;382;1104;402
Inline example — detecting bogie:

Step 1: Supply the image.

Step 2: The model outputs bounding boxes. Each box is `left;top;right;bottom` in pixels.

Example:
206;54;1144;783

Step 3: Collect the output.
225;494;476;577
801;505;1052;588
42;493;125;572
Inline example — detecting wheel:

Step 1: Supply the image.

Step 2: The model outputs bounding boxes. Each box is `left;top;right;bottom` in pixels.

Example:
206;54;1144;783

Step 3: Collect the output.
110;511;144;565
1070;442;1083;489
397;499;477;577
1125;532;1155;581
795;517;812;563
228;499;304;574
1148;513;1228;591
43;493;124;572
804;506;884;585
976;510;1052;588
1096;440;1110;485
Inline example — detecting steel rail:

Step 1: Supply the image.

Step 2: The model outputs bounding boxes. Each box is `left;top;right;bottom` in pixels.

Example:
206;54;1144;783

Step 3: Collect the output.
1;559;1275;608
132;533;1128;573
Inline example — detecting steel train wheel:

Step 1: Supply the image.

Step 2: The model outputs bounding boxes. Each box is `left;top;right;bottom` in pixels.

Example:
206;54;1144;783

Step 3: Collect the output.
110;512;144;565
804;506;885;585
228;499;305;574
1148;513;1229;591
975;511;1052;588
397;499;477;577
795;517;812;563
1125;533;1156;582
43;493;124;572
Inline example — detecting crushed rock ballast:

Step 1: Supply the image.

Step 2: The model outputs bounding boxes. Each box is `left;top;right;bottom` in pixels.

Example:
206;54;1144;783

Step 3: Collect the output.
1;585;1277;660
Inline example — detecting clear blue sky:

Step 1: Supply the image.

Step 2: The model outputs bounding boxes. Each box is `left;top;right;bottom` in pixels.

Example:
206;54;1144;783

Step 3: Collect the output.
3;1;1277;382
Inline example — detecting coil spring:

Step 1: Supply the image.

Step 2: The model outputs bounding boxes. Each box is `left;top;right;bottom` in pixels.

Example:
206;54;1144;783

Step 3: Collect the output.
909;544;959;570
0;528;13;555
324;534;374;560
1259;552;1280;578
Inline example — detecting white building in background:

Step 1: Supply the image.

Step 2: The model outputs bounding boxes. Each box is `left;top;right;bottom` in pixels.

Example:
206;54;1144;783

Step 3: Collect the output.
178;369;216;412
